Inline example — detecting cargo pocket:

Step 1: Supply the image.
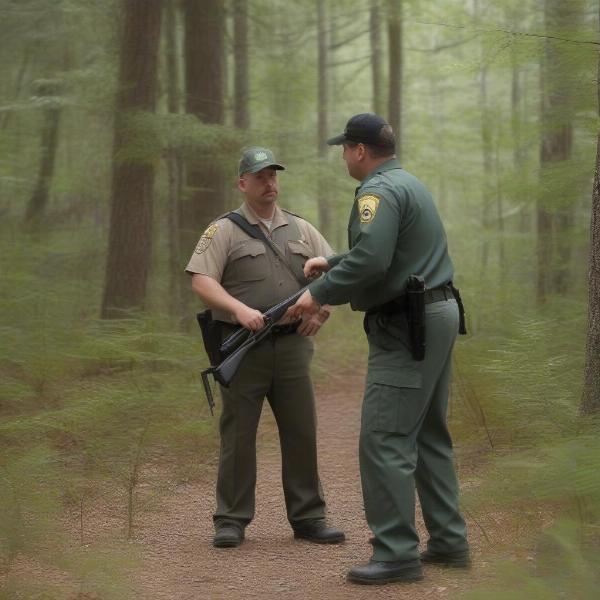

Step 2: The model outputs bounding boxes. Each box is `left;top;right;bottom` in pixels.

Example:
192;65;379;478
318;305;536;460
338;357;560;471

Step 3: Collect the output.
226;240;267;282
364;371;424;435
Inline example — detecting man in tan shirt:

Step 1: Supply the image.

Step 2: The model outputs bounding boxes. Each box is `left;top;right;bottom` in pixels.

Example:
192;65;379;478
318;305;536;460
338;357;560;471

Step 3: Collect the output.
186;147;344;548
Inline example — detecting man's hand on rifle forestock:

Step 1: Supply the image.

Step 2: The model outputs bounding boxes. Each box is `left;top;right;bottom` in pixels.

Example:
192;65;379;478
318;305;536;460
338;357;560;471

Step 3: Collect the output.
233;304;265;331
286;289;320;321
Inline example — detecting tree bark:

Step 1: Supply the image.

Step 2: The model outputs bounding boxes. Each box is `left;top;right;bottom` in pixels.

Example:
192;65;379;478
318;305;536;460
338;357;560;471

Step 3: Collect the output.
233;0;249;130
369;0;383;116
537;0;581;303
24;81;61;224
581;7;600;415
165;0;183;317
101;0;162;318
387;0;403;161
511;37;531;233
317;0;331;237
180;0;225;255
474;0;493;279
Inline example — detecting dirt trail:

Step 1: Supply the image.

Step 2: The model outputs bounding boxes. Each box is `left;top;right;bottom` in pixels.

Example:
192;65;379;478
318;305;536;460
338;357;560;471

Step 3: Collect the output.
133;371;490;600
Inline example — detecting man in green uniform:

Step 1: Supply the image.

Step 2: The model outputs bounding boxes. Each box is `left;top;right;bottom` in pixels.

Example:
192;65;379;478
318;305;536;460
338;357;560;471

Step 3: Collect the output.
186;147;344;549
289;114;469;584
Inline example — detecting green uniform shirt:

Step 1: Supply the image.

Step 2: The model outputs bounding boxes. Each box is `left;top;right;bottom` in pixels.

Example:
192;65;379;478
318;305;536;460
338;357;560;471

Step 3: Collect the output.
310;158;454;311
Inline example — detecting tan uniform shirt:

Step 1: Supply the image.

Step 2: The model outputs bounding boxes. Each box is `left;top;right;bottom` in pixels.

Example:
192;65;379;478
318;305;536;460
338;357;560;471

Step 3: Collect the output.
186;202;333;322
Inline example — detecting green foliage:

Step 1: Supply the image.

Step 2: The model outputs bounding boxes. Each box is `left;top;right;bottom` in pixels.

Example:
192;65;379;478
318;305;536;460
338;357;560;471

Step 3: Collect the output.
460;520;600;600
0;221;215;593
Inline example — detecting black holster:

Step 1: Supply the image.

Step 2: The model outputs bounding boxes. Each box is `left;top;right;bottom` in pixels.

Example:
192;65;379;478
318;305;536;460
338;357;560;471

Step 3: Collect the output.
196;310;224;367
406;275;426;361
449;282;467;335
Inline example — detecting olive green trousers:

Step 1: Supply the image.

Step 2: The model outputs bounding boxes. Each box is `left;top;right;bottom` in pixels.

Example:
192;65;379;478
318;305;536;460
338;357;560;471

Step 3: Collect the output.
214;333;326;527
360;299;469;562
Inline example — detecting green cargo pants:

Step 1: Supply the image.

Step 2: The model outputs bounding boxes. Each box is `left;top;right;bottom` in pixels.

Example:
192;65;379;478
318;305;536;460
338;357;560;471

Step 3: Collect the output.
214;331;326;527
360;298;468;562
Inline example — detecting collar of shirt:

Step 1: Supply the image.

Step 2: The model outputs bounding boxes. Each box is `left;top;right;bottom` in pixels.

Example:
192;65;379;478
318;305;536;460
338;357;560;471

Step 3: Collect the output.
359;157;402;189
240;202;288;232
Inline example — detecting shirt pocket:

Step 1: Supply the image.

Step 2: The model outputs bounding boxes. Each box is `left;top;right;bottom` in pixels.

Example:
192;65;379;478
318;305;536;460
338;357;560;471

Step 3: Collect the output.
227;240;268;282
364;371;424;435
287;240;314;281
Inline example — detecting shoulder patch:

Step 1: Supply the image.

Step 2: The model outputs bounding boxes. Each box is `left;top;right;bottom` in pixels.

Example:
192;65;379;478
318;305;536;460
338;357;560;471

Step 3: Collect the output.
357;195;380;224
194;223;219;254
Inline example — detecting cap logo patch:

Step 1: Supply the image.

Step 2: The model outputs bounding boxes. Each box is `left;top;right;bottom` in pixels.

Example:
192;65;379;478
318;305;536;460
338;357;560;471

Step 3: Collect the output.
357;195;380;224
254;151;268;161
194;223;219;254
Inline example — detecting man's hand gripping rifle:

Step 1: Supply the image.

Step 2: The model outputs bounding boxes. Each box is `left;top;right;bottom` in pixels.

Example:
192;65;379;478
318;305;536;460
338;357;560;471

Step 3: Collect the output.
197;287;307;416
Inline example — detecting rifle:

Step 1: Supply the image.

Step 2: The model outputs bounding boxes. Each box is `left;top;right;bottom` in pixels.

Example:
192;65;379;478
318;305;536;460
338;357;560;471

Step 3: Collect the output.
200;287;307;415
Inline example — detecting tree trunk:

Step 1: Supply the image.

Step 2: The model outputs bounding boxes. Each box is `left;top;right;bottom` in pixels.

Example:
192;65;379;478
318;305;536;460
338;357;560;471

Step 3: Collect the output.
537;0;581;303
165;0;183;317
369;0;383;116
24;81;61;224
475;0;493;279
233;0;249;130
101;0;162;318
1;46;32;131
511;35;530;233
495;138;506;283
387;0;403;161
581;9;600;415
317;0;331;237
180;0;225;256
479;62;493;279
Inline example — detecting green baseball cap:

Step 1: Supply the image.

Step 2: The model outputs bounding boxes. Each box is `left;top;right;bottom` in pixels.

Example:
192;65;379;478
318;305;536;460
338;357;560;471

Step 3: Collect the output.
238;146;286;176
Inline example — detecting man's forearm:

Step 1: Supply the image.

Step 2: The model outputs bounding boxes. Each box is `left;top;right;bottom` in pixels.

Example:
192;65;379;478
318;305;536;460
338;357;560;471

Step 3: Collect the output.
191;274;245;317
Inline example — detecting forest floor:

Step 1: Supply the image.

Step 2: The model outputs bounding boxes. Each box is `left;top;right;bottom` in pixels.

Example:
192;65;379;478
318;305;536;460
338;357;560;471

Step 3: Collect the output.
7;369;526;599
126;369;513;600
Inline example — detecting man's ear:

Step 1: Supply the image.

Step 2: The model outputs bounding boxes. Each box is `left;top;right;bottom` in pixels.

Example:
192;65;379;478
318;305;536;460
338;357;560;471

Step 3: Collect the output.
238;176;246;192
357;144;367;161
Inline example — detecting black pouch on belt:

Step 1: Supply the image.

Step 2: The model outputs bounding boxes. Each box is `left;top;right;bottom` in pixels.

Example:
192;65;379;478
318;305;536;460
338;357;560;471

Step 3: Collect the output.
406;275;426;361
196;310;224;367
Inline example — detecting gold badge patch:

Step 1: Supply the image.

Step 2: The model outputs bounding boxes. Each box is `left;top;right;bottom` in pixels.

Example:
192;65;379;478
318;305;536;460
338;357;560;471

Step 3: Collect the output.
194;223;218;254
358;195;380;224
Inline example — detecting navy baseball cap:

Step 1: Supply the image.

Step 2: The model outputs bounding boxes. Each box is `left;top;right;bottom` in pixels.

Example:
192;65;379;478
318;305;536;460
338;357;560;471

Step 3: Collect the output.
238;147;285;176
327;113;393;147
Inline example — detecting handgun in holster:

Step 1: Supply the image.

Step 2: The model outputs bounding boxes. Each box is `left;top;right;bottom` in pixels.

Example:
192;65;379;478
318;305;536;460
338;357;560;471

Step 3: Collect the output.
406;275;426;361
196;310;225;415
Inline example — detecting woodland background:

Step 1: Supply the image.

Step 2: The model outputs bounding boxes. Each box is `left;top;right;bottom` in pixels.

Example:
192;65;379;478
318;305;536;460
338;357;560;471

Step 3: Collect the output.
1;0;600;598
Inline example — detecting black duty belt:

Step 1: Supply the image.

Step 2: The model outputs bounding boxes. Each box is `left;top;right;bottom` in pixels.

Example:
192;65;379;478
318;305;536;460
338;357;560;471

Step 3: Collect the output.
270;321;301;335
372;284;454;316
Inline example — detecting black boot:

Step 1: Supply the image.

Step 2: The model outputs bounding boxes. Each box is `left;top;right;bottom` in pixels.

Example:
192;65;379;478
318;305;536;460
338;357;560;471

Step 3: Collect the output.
347;559;424;585
292;519;345;544
420;548;471;568
213;521;245;548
